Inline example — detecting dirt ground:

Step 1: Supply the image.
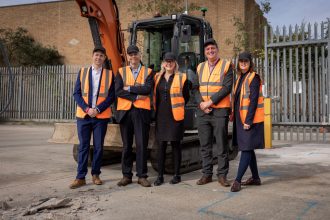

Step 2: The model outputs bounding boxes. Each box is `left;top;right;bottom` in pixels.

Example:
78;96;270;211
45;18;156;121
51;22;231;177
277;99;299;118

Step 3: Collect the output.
0;124;330;220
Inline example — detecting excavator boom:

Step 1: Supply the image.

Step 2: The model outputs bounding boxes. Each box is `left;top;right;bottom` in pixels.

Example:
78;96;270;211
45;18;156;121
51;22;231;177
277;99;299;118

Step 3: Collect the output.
75;0;126;73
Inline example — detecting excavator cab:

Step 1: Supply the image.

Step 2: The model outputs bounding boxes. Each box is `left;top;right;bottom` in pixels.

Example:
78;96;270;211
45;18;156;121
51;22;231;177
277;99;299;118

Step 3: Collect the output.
130;14;212;72
129;14;212;130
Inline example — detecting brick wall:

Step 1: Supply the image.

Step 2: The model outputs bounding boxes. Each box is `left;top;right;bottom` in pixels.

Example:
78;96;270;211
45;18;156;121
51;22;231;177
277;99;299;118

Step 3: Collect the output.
0;0;267;64
245;0;268;53
0;1;94;65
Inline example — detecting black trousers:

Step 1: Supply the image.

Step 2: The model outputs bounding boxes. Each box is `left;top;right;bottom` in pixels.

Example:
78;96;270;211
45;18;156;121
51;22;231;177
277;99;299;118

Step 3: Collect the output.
157;141;181;176
197;115;229;177
119;107;150;178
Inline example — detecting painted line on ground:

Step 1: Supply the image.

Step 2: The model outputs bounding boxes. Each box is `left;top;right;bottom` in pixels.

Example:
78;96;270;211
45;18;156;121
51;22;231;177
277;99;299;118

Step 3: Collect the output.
198;192;244;219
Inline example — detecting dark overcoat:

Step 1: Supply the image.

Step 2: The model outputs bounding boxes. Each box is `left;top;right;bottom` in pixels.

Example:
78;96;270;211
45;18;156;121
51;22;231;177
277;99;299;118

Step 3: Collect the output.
232;72;264;151
155;74;190;141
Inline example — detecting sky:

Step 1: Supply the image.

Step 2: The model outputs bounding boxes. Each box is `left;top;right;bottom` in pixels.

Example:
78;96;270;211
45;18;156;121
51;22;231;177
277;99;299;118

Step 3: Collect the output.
0;0;329;28
256;0;329;27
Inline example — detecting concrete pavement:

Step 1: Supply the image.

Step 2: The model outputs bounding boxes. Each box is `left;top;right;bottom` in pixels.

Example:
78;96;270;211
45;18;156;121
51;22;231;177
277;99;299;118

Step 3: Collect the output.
0;124;329;219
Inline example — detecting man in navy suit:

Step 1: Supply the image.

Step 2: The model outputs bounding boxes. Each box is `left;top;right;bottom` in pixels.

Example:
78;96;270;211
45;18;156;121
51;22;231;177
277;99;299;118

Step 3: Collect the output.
70;47;115;189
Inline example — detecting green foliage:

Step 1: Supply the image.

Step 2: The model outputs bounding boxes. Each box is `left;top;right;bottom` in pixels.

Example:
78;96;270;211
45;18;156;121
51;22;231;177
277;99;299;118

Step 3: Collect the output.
129;0;200;18
225;0;272;58
0;27;63;66
225;16;249;57
260;0;271;14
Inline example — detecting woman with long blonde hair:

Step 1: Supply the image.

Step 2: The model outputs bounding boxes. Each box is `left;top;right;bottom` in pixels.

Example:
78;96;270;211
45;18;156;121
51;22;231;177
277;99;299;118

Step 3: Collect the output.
153;52;190;186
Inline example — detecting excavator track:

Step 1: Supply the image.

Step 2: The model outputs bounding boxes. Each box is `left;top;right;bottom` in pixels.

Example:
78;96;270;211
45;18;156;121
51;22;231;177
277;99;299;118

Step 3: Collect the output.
149;133;238;174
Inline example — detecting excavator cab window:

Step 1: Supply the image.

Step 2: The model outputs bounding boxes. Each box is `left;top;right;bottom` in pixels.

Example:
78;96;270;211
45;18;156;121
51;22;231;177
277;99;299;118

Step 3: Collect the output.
135;25;174;72
178;17;203;71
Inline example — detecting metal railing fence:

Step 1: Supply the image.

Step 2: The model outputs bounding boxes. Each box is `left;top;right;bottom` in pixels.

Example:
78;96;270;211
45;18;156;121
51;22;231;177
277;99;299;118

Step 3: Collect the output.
263;21;330;142
0;65;82;121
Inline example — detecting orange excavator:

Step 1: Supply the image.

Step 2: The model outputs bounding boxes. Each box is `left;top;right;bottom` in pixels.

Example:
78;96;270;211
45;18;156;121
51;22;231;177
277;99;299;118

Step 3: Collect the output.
50;0;237;174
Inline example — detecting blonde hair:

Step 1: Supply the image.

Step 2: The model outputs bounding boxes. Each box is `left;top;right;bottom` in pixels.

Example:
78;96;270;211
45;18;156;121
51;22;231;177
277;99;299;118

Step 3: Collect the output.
160;60;179;76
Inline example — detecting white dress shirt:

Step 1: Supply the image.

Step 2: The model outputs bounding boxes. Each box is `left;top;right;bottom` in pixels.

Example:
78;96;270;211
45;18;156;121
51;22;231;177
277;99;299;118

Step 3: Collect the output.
91;65;102;108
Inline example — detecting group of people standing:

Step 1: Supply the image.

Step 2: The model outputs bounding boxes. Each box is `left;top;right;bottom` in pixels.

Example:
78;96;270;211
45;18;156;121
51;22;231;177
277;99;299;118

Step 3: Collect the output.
70;38;265;193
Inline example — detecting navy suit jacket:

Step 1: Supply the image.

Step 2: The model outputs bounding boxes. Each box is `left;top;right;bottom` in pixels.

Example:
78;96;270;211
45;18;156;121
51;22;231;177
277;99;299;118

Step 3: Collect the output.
73;67;115;116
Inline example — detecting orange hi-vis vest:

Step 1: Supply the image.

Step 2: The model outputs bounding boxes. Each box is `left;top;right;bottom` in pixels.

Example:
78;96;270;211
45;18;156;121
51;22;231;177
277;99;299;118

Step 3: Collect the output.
117;65;152;110
76;67;113;119
233;71;264;124
197;59;231;108
153;72;187;121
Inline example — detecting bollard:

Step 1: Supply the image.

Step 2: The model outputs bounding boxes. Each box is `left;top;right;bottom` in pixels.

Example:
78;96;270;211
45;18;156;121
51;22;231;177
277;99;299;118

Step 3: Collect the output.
264;98;272;148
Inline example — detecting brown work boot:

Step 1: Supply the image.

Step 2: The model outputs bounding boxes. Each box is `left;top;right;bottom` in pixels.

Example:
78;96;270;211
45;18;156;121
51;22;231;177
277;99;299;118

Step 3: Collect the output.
137;178;151;187
218;176;230;187
117;176;132;187
196;176;212;185
231;180;241;192
92;175;103;185
69;179;86;189
241;177;261;186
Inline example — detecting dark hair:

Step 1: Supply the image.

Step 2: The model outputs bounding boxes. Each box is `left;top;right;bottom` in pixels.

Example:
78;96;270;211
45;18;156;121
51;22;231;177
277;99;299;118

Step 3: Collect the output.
237;59;254;74
93;46;106;55
204;38;218;48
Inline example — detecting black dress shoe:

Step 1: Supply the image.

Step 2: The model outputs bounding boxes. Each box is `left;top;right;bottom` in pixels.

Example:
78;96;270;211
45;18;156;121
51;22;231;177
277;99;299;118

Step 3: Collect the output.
169;175;181;184
154;176;164;186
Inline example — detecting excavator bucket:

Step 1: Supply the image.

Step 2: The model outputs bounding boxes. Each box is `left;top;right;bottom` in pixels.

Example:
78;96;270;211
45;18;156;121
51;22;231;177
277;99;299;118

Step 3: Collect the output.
48;123;78;144
49;122;156;151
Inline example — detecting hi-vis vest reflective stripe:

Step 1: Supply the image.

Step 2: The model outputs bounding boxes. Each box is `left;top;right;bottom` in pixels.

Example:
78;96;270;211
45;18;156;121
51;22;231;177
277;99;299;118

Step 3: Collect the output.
153;72;187;121
197;60;231;108
233;72;264;124
117;66;152;110
76;67;113;119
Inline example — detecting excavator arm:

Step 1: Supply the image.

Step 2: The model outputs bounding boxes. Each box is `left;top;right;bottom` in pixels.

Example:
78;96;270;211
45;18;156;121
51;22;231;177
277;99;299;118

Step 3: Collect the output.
76;0;127;73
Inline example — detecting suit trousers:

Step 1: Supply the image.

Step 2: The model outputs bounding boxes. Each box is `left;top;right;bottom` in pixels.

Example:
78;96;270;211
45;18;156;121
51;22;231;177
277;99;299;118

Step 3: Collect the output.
119;107;150;178
76;117;108;179
197;114;229;177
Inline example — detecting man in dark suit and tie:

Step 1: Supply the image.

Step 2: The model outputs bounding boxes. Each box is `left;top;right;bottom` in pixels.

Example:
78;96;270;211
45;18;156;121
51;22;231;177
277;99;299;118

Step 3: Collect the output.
115;45;153;187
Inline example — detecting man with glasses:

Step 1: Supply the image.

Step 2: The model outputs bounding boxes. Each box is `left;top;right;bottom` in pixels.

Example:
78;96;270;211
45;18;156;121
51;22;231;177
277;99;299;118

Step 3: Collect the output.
115;45;153;187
